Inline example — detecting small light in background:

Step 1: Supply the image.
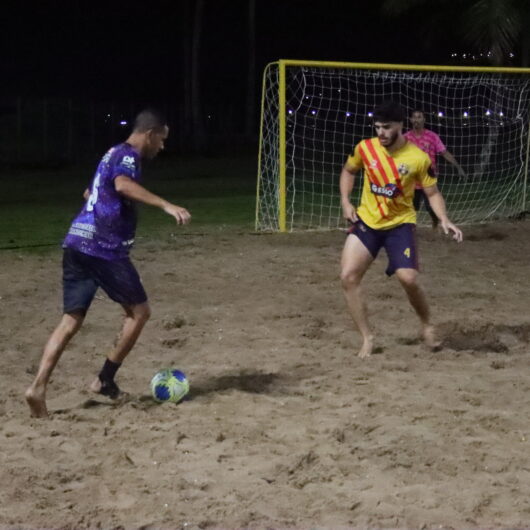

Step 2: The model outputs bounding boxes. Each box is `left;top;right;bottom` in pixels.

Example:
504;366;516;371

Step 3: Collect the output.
437;111;444;117
119;120;127;126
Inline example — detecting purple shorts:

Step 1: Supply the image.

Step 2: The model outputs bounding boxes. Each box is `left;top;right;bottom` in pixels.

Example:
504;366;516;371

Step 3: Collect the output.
348;218;418;276
62;248;148;314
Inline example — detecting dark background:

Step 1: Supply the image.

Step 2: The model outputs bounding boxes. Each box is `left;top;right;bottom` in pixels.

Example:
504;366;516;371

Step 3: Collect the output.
0;0;519;161
2;0;456;98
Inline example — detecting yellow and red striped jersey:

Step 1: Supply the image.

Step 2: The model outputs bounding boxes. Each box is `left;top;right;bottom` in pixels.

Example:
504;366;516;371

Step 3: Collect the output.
346;137;436;229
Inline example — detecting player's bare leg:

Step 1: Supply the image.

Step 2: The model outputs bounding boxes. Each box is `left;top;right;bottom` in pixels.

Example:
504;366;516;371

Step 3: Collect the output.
25;312;84;418
395;268;441;351
341;235;375;358
90;302;151;396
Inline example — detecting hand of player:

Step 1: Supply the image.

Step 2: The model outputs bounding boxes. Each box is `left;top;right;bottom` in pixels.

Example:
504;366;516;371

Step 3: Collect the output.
441;220;463;242
164;204;191;225
342;202;358;224
458;168;467;179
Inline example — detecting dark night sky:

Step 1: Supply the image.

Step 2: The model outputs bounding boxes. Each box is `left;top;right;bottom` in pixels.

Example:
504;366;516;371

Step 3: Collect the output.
2;0;461;103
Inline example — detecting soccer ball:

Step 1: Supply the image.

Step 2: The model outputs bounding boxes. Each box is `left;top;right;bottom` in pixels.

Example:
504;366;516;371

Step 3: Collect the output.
150;369;189;404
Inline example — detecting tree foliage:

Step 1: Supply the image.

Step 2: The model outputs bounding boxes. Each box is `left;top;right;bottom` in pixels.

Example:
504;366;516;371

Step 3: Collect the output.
382;0;529;66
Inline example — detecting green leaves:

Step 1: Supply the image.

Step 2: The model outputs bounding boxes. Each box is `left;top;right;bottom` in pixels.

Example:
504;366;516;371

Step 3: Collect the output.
380;0;528;65
463;0;522;65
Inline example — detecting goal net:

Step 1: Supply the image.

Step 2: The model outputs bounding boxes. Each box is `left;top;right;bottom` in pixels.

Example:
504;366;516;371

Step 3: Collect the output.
256;60;530;231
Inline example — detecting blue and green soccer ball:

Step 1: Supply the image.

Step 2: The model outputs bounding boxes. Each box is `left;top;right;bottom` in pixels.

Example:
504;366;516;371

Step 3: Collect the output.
150;369;189;404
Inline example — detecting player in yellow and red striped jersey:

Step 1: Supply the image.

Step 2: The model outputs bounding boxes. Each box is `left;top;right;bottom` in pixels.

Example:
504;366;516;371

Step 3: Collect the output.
339;101;463;358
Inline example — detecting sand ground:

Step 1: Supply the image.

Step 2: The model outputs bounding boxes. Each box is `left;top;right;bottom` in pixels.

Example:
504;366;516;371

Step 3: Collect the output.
1;220;530;529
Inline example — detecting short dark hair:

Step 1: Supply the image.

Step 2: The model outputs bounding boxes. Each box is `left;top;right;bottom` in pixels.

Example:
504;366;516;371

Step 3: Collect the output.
373;101;405;123
410;109;425;117
133;109;167;133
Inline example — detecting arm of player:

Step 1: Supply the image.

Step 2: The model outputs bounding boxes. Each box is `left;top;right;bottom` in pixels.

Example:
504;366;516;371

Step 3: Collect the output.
441;150;466;178
423;185;463;242
340;164;360;223
114;175;191;225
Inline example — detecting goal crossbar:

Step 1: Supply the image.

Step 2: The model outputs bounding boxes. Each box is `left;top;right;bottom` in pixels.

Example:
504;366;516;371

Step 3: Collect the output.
256;59;530;232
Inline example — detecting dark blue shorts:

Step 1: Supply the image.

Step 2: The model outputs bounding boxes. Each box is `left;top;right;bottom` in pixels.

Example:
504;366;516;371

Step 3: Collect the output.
348;218;418;276
62;248;148;314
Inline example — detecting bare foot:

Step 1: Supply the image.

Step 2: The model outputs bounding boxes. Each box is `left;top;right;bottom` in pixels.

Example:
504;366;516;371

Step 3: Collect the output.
423;325;442;351
358;335;374;358
25;385;49;418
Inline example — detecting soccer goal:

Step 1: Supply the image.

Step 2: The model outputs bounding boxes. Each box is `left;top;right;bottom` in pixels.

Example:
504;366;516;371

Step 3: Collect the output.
256;59;530;232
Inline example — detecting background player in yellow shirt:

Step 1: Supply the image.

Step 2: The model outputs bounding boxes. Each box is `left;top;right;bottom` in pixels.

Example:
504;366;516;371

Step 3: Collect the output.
340;101;462;358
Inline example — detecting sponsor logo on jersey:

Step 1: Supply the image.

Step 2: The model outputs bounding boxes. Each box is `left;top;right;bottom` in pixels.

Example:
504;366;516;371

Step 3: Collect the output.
121;155;136;170
71;222;95;233
370;182;401;199
370;159;378;169
68;227;94;239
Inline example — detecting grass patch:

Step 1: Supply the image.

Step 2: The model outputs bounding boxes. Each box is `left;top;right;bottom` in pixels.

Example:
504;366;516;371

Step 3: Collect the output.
0;155;257;251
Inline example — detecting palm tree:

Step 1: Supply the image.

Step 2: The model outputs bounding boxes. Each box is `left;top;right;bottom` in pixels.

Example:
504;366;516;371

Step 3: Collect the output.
381;0;529;66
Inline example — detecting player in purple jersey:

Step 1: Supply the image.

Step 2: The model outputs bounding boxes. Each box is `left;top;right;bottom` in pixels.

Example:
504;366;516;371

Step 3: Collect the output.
62;142;144;260
25;109;191;418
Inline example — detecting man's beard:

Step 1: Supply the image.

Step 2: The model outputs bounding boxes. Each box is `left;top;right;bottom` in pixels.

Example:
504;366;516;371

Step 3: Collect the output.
384;130;399;148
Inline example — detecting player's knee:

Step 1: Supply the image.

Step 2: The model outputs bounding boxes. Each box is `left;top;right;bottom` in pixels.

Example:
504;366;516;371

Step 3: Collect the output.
136;303;151;323
396;269;419;290
340;268;362;289
60;313;84;337
63;323;80;338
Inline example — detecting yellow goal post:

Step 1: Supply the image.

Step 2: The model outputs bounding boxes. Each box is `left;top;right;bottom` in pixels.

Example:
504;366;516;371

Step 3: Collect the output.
256;59;530;232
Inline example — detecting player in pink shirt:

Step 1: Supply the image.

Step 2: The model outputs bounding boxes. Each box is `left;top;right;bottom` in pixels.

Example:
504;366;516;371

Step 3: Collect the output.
404;110;466;228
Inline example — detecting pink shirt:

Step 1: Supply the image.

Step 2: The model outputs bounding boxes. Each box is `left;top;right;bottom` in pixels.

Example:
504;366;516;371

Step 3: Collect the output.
404;128;446;175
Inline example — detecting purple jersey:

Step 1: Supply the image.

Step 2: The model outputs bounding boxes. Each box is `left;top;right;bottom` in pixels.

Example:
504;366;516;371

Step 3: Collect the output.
63;143;141;260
